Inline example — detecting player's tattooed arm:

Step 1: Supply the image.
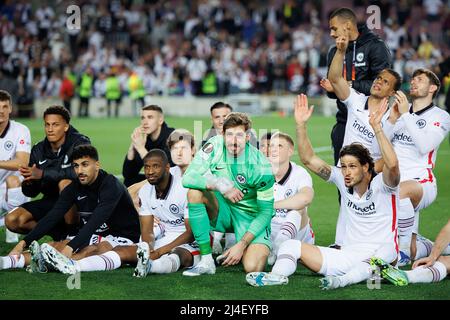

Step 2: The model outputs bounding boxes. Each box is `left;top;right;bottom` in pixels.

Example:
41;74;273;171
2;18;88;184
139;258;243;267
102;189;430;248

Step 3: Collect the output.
317;165;332;181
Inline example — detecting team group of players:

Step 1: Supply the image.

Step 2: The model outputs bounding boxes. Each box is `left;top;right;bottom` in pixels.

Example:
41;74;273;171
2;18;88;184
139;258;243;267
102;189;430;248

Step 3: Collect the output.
0;61;449;290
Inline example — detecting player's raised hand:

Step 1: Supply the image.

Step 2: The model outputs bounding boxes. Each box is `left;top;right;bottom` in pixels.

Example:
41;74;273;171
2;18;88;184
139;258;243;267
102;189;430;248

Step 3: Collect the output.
394;90;409;114
369;98;388;130
320;78;334;93
336;35;349;53
294;94;314;126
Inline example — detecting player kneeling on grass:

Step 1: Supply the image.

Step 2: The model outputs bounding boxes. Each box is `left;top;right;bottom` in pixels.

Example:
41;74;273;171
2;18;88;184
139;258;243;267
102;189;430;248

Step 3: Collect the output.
371;218;450;286
267;132;315;265
28;131;201;276
0;144;140;273
246;94;400;290
182;112;275;276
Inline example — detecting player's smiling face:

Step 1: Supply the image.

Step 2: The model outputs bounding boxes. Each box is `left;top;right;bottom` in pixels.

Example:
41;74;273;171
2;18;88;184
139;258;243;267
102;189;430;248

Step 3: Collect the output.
141;110;163;135
269;136;293;168
340;155;367;188
224;125;249;157
170;140;193;167
211;107;231;133
144;156;169;185
0;100;12;126
73;156;100;185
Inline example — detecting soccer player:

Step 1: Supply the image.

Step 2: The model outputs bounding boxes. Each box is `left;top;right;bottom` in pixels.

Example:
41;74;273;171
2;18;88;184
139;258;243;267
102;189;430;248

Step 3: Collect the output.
5;106;90;241
202;102;238;255
267;132;315;265
384;68;450;266
0;145;140;273
182;112;275;276
258;132;273;158
327;32;401;249
0;90;31;243
372;219;450;286
246;94;400;290
123;105;174;187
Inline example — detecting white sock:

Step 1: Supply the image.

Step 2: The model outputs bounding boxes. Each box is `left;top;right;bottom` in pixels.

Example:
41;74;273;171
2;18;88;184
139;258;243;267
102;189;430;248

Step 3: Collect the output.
224;233;236;249
398;198;415;257
5;187;29;211
213;231;224;243
274;211;302;253
337;259;372;287
0;254;25;269
76;251;122;272
414;235;434;260
406;261;447;283
149;253;181;274
201;253;214;264
334;205;346;246
271;239;301;277
153;223;165;240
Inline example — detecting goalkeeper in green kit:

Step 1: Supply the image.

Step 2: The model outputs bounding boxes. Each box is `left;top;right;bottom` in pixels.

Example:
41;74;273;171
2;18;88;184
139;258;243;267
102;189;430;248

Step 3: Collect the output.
182;112;275;276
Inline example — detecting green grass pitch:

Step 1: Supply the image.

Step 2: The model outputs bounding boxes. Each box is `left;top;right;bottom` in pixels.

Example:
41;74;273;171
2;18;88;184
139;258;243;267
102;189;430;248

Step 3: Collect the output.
0;114;449;300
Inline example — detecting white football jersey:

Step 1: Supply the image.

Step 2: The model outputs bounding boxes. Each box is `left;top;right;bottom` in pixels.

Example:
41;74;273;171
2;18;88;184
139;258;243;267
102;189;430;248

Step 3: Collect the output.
0;120;31;183
328;166;399;252
138;173;188;233
272;162;313;231
341;88;389;161
389;105;450;181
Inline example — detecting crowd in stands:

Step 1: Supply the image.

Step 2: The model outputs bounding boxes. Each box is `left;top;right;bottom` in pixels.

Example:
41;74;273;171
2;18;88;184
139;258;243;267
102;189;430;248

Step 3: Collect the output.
0;0;449;115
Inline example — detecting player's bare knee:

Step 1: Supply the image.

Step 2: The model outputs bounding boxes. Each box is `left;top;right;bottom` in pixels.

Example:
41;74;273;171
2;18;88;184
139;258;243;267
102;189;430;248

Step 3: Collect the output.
243;259;264;273
173;248;193;267
5;175;21;189
187;189;203;203
4;211;19;230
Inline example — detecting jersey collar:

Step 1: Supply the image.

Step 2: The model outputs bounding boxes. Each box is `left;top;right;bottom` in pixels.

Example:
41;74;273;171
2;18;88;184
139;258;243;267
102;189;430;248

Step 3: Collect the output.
277;162;293;186
409;102;434;116
0;120;10;138
156;173;173;200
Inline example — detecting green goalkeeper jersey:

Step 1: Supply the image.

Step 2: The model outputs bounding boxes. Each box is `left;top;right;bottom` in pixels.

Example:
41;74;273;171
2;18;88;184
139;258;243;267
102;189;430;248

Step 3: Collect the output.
183;135;275;237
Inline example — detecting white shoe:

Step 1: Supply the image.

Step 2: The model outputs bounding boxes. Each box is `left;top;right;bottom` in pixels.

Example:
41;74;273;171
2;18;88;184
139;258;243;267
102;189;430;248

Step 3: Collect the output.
41;243;77;275
397;250;411;267
5;228;19;243
319;276;341;290
246;272;289;287
133;242;152;278
27;241;47;273
182;256;216;276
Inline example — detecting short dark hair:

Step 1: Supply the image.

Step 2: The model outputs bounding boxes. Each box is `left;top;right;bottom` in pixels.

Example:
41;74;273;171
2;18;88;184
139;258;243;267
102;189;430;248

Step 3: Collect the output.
412;68;441;99
167;129;195;150
0;90;12;104
381;69;402;91
143;149;169;166
72;144;99;161
339;143;374;172
142;105;163;114
223;112;252;133
210;102;233;114
43;105;71;123
272;132;294;147
329;7;357;25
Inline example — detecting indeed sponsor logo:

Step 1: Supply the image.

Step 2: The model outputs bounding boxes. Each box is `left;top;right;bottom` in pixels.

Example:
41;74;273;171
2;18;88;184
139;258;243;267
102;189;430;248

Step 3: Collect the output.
347;200;376;215
393;132;413;143
353;120;374;139
161;217;184;225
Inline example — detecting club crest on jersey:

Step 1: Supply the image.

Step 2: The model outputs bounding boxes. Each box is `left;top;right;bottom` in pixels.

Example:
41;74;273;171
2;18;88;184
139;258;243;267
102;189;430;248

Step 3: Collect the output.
202;142;213;154
416;119;426;129
356;52;364;62
285;189;293;198
169;204;179;214
236;174;246;184
4;140;13;151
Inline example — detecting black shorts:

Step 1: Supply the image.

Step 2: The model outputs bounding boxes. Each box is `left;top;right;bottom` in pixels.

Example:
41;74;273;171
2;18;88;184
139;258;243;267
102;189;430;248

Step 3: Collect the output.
21;197;58;221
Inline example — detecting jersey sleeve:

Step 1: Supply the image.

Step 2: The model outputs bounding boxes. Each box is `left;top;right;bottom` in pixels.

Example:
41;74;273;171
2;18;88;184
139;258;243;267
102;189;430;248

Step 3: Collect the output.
182;137;220;190
295;167;313;191
327;166;345;192
138;184;153;216
377;173;398;194
340;87;367;112
15;124;31;153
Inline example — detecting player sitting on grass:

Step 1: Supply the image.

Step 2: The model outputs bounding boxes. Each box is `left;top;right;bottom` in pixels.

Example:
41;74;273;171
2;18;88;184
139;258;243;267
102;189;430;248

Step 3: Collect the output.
182;112;275;276
35;131;200;276
246;94;400;290
371;218;450;286
0;144;140;273
267;131;315;265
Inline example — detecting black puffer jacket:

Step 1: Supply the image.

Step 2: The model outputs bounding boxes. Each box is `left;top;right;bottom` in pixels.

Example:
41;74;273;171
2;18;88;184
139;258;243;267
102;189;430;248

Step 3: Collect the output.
22;125;91;198
327;23;392;124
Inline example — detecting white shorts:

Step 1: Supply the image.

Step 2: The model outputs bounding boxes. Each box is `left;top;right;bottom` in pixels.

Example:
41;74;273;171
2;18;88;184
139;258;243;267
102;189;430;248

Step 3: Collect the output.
154;230;201;265
89;234;135;248
271;218;315;245
415;180;437;211
318;243;397;277
0;182;6;213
